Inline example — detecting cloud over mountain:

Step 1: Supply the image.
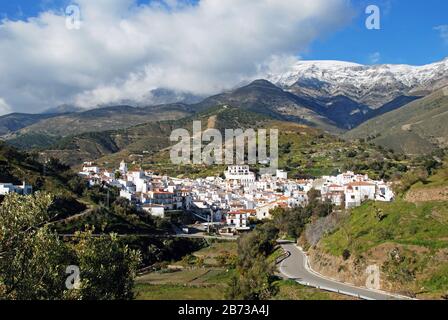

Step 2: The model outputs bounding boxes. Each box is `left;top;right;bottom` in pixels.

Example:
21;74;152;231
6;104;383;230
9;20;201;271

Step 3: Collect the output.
0;0;353;113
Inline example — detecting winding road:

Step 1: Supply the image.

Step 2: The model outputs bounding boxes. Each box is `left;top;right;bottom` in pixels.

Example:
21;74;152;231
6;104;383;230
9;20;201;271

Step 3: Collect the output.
279;242;412;300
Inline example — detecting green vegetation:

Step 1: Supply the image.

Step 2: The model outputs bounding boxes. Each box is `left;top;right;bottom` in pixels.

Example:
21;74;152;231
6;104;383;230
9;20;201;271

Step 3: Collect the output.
135;241;237;300
135;283;226;300
345;88;448;154
6;105;192;148
19;105;414;180
0;192;141;300
226;223;279;300
321;199;448;256
269;190;334;241
316;161;448;299
135;237;352;300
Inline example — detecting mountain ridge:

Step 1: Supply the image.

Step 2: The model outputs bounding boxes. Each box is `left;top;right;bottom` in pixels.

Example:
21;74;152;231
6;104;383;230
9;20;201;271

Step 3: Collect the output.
269;58;448;108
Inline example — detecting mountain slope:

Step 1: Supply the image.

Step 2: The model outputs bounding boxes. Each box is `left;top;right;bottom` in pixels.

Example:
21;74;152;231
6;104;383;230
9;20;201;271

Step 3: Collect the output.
3;104;194;148
13;104;193;137
38;106;273;166
37;106;411;183
0;141;85;201
0;113;60;136
269;58;448;108
312;161;448;299
344;88;448;154
193;80;343;133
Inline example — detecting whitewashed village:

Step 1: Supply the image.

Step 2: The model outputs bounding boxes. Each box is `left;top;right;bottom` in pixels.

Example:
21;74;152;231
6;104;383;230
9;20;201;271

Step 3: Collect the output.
76;161;395;236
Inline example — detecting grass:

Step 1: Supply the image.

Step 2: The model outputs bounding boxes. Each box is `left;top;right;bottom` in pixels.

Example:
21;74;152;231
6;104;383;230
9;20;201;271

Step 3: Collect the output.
267;247;285;264
135;283;226;300
410;162;448;190
134;240;237;300
135;268;233;300
423;265;448;292
321;199;448;257
192;241;238;267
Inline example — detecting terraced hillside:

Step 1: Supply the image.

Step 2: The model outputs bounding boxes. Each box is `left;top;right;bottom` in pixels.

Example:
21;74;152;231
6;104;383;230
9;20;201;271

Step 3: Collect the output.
36;106;414;181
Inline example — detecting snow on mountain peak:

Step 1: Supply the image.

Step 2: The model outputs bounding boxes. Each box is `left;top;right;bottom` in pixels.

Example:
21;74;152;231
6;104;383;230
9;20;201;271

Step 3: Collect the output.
267;58;448;108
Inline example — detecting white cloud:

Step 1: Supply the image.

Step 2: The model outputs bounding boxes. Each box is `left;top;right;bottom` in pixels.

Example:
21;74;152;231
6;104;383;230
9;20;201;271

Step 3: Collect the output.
0;98;12;116
0;0;354;113
435;25;448;44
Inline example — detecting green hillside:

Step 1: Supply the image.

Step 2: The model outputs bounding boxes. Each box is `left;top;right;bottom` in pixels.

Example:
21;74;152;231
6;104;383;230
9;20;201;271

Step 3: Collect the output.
316;161;448;299
0;141;68;191
344;88;448;154
35;105;414;180
0;141;88;220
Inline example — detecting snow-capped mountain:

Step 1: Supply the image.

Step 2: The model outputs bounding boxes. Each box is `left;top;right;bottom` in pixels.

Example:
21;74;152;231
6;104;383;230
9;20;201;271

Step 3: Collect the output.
268;58;448;108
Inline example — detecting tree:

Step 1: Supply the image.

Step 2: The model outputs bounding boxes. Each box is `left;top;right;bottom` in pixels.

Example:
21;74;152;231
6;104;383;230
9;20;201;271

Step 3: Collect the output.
226;225;279;300
70;228;141;300
226;256;278;300
0;193;68;299
68;176;87;196
0;192;142;300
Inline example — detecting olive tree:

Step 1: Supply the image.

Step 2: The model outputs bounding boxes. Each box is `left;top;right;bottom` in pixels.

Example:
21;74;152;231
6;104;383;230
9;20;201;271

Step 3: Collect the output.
0;192;141;300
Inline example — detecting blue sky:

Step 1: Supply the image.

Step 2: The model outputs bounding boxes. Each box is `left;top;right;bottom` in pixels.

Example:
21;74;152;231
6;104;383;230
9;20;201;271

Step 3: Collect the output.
1;0;447;65
307;0;448;65
0;0;447;113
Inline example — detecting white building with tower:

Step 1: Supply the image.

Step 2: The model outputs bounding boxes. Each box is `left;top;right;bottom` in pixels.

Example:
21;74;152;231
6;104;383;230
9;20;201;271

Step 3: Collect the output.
119;160;128;174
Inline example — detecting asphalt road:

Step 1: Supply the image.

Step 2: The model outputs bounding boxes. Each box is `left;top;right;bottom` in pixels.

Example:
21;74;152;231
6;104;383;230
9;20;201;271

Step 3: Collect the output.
279;242;410;300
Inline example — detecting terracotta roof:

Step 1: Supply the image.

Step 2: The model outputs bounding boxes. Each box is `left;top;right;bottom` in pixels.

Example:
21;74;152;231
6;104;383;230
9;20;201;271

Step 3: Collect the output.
346;181;375;187
239;209;256;214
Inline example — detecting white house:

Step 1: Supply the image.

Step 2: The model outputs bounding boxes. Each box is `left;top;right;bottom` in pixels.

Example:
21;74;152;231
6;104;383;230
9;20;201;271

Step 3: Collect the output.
255;201;279;220
344;181;376;208
82;164;100;174
226;211;250;231
142;204;165;218
119;160;128;174
276;170;288;180
375;182;395;202
148;191;175;210
0;182;33;196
